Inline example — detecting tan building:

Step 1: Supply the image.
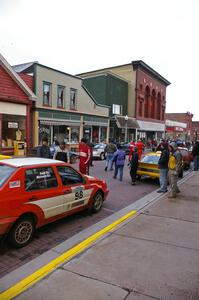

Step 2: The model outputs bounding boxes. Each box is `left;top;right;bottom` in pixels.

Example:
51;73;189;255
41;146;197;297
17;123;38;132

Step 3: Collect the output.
78;61;170;143
14;63;109;147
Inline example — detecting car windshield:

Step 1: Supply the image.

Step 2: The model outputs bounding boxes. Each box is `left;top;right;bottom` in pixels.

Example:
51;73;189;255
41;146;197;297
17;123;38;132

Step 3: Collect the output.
0;164;16;187
94;144;104;149
141;155;160;164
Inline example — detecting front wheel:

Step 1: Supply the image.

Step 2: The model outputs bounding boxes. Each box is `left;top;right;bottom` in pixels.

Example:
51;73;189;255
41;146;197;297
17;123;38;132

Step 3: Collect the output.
8;216;35;248
89;191;104;213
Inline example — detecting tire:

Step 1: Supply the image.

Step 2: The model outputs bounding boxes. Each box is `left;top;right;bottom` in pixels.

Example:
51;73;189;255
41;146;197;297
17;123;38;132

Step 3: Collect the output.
100;152;105;160
89;191;104;213
8;216;35;248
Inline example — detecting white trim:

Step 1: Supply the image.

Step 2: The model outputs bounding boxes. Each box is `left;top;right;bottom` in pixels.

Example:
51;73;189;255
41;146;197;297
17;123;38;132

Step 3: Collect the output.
0;53;37;101
137;120;165;132
165;119;187;128
1;157;64;167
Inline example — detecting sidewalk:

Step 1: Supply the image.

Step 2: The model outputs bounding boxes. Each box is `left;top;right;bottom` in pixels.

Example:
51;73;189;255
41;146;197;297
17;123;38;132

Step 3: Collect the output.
5;172;199;299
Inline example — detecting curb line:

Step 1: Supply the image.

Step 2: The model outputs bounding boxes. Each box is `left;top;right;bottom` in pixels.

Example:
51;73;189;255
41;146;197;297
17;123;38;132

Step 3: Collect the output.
0;210;136;300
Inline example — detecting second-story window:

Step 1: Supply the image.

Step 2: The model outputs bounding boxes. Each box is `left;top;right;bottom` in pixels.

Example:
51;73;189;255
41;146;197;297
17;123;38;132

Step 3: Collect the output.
70;88;77;110
57;85;65;108
112;104;122;115
43;82;51;106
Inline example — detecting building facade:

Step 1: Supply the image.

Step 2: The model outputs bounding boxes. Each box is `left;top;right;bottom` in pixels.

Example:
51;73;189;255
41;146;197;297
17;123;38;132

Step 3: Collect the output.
0;54;37;155
165;112;193;141
78;60;170;143
14;63;109;147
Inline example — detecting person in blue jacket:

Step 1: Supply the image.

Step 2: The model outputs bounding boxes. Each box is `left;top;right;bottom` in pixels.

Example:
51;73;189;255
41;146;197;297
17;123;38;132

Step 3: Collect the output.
113;144;126;181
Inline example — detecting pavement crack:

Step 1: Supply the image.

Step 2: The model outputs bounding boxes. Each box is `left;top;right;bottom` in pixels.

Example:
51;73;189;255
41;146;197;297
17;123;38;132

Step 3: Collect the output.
142;212;199;224
60;268;131;293
113;232;199;252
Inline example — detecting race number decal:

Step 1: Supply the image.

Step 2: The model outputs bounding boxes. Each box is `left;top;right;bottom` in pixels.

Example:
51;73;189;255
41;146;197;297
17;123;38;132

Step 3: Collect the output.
74;186;84;200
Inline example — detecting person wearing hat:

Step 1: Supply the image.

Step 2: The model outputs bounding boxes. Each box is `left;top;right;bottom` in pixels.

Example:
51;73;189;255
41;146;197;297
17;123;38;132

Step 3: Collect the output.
168;142;183;198
157;142;169;193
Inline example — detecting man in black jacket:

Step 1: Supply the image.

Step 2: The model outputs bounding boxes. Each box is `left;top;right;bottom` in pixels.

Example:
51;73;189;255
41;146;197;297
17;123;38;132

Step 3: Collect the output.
157;142;169;193
192;140;199;171
37;137;51;159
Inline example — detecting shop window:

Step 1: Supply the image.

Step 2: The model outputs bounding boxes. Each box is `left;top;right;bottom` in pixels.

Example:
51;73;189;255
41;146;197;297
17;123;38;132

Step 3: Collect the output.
43;82;51;106
112;104;122;115
70;88;77;110
100;127;107;142
2;115;26;149
57;85;65;108
92;126;99;143
71;127;79;143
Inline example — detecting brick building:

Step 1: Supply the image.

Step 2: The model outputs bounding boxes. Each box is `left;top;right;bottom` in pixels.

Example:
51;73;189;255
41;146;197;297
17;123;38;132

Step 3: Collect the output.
78;60;170;142
165;112;193;141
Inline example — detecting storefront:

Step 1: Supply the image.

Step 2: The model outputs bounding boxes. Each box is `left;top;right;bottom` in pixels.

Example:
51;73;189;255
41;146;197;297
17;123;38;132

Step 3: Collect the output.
0;54;37;155
36;109;109;147
136;120;165;142
165;120;187;140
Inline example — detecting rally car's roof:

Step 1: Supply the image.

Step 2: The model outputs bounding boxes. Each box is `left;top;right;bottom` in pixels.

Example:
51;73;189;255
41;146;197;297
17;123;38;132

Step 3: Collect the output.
0;157;65;167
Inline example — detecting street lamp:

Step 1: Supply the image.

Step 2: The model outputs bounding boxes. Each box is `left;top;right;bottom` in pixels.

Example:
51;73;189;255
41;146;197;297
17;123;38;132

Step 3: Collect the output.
124;115;128;143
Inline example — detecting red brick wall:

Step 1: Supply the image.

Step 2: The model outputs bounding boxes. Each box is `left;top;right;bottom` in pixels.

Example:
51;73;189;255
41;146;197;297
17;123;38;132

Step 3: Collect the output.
136;69;166;123
0;65;29;103
18;73;33;91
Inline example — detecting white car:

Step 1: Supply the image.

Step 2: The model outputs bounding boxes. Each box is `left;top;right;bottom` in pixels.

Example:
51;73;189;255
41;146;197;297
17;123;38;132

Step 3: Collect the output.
92;143;107;160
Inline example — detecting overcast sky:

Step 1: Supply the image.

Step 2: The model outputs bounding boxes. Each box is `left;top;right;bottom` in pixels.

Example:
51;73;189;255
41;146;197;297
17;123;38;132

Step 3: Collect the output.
1;0;199;120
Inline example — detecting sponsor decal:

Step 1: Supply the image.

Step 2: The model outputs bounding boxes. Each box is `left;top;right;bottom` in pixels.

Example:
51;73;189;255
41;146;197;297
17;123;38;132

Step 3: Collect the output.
9;180;21;188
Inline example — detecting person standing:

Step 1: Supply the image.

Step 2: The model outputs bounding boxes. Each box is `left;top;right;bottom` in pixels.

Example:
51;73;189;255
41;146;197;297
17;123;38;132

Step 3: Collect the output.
78;138;91;175
192;141;199;171
129;140;135;161
104;140;117;171
136;139;145;160
157;142;169;193
37;137;51;158
168;142;182;199
113;144;126;181
129;146;139;185
53;141;69;163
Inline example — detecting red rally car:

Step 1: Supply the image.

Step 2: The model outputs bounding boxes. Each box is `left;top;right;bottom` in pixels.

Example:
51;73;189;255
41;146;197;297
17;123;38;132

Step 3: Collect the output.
0;158;109;248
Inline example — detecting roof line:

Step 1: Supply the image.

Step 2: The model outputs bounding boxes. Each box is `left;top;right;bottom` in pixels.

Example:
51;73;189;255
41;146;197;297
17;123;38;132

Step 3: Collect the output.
0;53;37;101
77;63;131;76
81;84;111;109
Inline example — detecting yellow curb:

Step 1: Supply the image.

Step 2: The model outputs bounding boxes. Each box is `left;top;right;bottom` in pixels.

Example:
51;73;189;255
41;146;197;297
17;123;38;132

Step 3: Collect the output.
0;210;136;300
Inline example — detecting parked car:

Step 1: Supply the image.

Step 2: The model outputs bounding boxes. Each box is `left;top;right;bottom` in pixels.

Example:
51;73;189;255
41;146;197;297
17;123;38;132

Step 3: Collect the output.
178;147;191;170
137;149;185;180
137;151;161;179
120;143;130;155
0;157;109;248
32;145;78;164
92;143;107;160
0;155;12;160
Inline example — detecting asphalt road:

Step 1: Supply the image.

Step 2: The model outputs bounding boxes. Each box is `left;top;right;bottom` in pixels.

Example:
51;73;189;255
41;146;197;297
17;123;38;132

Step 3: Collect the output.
0;159;158;278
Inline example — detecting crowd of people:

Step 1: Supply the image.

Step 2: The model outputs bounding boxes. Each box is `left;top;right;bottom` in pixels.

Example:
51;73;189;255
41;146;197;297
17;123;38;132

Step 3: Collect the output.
36;136;199;198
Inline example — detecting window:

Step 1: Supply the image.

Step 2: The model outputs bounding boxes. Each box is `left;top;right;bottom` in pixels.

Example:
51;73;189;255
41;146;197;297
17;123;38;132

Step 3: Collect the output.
0;165;16;187
57;166;84;186
112;104;122;115
43;82;51;106
70;88;77;110
57;86;65;108
25;167;58;191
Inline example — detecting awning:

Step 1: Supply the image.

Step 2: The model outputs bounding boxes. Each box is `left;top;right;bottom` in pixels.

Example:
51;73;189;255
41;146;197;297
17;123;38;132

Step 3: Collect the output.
116;116;140;129
39;119;80;126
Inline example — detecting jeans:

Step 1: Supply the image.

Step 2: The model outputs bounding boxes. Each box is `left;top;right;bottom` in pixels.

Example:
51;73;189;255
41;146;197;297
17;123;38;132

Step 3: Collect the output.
193;155;199;171
114;165;124;181
106;153;114;170
159;168;168;192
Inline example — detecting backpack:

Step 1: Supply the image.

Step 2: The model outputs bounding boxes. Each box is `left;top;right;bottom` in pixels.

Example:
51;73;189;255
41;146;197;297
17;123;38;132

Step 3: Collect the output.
168;154;176;170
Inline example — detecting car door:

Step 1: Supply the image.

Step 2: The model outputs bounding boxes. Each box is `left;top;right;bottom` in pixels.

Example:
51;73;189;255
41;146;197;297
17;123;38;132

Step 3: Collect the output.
24;166;64;219
56;165;94;213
